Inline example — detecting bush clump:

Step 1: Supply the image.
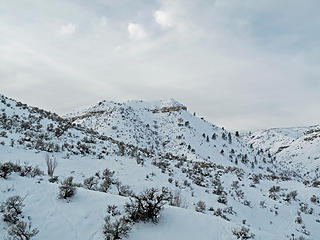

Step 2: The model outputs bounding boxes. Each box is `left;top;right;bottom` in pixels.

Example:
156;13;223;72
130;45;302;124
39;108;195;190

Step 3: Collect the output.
195;200;206;213
103;187;171;239
8;217;39;240
0;196;39;240
103;205;131;240
125;187;172;224
232;226;255;239
58;176;76;200
0;195;25;224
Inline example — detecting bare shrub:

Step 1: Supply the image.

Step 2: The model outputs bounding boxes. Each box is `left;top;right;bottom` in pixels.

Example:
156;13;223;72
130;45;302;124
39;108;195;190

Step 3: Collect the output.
125;187;171;223
0;162;13;179
58;176;76;200
49;176;59;183
99;168;116;193
310;195;319;204
103;205;131;240
19;164;43;178
195;200;206;213
232;226;255;239
217;194;228;205
114;181;133;197
0;162;22;179
45;154;58;177
284;190;298;202
0;195;25;224
8;217;39;240
83;176;98;190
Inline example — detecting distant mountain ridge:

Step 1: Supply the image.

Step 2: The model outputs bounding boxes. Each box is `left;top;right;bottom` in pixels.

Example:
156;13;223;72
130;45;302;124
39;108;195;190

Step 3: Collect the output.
243;125;320;179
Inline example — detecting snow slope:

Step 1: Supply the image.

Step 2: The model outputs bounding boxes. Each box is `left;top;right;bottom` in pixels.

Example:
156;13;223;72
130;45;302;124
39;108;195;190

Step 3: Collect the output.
243;126;320;179
1;93;320;240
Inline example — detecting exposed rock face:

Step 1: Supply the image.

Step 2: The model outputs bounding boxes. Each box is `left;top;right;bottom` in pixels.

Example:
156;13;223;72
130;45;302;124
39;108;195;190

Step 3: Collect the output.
152;105;187;114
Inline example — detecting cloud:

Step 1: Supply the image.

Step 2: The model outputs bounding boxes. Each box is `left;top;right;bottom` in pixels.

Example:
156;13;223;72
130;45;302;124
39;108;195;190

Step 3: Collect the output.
0;0;319;130
59;23;76;35
127;23;147;40
154;10;173;28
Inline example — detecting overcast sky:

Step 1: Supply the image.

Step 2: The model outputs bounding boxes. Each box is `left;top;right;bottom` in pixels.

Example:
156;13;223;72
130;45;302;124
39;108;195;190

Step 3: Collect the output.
1;0;319;130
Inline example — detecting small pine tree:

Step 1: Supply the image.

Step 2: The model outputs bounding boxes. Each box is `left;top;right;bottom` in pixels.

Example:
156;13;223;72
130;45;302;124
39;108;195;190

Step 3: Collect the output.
228;132;232;144
222;132;227;140
211;133;216;140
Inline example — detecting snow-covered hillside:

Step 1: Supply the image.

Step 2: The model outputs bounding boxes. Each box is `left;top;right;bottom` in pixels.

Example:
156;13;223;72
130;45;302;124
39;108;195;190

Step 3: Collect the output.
243;126;320;179
65;99;293;176
1;94;320;240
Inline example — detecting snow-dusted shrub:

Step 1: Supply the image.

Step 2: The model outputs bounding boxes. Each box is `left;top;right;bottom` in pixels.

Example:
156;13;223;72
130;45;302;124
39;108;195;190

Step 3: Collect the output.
125;187;171;223
19;164;43;178
99;168;116;192
135;156;144;166
100;180;112;193
243;200;251;207
232;226;255;239
311;180;320;188
103;205;131;240
0;162;24;179
0;162;13;179
8;217;39;240
217;194;228;205
295;216;303;224
48;176;59;183
251;174;260;184
212;178;224;195
268;185;280;200
284;190;298;202
45;154;58;177
310;195;319;204
115;181;133;197
0;196;25;224
58;176;76;200
195;200;206;213
213;208;230;221
83;176;98;190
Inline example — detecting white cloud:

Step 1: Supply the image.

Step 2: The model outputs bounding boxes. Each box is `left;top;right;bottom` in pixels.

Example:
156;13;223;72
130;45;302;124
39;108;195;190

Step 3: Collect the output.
59;23;76;35
127;23;146;40
154;10;173;28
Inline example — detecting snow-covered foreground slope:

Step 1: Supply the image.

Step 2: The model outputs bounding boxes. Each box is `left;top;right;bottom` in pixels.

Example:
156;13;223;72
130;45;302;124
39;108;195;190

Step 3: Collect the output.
1;93;320;240
243;126;320;179
2;146;319;240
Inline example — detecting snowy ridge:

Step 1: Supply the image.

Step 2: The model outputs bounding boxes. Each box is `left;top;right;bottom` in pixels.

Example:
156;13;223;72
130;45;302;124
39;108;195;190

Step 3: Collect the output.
243;126;320;179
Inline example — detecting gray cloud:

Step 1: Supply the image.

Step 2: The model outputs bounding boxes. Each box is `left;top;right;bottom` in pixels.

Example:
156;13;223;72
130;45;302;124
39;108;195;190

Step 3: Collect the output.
0;0;319;130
